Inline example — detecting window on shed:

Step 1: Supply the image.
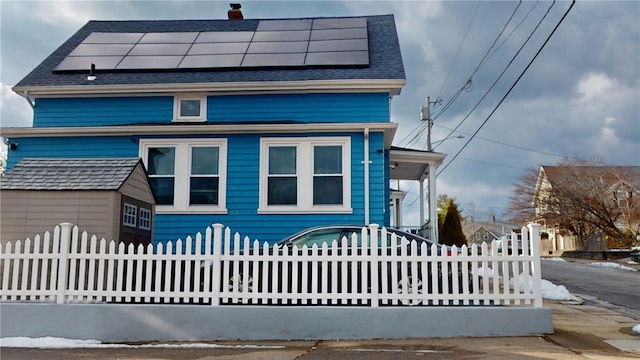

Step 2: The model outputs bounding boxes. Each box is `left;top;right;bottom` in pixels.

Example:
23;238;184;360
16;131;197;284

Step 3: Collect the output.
123;203;137;228
139;208;151;230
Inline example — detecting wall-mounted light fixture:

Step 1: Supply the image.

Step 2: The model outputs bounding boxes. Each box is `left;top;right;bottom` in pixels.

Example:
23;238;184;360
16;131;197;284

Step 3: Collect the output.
390;162;399;169
3;138;18;151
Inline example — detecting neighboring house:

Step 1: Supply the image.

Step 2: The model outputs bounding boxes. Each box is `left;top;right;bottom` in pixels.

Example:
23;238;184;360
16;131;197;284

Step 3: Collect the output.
1;9;445;245
462;217;518;247
533;165;640;252
0;158;155;246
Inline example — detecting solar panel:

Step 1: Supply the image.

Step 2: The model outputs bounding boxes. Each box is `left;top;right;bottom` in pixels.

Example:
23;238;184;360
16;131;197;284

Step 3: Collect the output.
195;31;254;43
129;44;191;56
54;18;369;72
308;39;368;52
117;56;183;69
69;44;134;56
83;32;143;44
242;53;305;67
188;42;249;55
310;28;367;41
247;41;308;54
139;32;199;43
252;30;310;42
180;54;243;68
55;56;123;71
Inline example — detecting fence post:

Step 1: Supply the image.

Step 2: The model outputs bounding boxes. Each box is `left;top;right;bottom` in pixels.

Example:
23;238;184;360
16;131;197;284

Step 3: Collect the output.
56;223;74;304
528;223;543;307
210;223;224;306
368;224;379;308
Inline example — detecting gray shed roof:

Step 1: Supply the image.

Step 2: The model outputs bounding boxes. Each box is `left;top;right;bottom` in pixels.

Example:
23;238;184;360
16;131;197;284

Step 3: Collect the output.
14;15;405;89
0;158;143;190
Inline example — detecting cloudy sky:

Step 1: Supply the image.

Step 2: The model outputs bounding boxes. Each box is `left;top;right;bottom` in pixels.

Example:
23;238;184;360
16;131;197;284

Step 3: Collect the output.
1;0;639;225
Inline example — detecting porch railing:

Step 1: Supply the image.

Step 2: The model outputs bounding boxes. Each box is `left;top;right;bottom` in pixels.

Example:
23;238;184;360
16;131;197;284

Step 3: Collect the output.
0;223;543;307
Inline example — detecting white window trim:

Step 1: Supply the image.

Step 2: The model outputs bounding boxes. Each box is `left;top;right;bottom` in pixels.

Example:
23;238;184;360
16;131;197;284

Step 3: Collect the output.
140;138;227;214
123;203;137;228
139;208;152;230
258;136;352;214
173;94;207;122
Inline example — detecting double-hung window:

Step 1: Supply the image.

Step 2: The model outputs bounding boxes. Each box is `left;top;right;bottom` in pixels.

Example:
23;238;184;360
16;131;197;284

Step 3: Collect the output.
140;139;227;213
259;137;351;213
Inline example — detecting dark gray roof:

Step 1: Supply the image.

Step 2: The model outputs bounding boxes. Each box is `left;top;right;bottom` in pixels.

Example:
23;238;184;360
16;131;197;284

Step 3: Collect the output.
0;158;143;190
14;15;405;88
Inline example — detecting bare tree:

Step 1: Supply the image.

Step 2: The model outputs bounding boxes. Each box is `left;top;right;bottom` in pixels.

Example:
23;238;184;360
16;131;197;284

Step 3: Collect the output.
506;158;640;249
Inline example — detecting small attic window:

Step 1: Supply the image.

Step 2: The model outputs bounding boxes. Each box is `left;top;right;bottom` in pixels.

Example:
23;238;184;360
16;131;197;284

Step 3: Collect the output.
174;95;206;122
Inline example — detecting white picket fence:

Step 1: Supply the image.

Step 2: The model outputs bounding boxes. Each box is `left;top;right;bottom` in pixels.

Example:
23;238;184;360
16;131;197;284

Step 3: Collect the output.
0;223;544;307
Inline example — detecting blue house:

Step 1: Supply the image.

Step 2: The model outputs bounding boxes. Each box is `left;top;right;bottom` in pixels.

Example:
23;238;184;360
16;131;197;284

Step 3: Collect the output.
2;8;445;245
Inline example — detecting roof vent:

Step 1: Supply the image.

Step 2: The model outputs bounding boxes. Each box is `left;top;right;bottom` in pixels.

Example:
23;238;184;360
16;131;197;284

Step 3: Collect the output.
228;3;243;20
87;63;97;81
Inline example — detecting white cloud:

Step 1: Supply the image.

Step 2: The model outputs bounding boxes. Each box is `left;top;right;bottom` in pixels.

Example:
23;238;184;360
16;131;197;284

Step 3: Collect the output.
0;83;33;127
576;72;615;100
28;1;94;29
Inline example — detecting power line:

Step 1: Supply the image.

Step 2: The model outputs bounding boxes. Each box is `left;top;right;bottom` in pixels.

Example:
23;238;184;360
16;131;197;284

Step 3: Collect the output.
438;0;576;176
434;0;557;152
436;0;481;98
433;124;567;159
432;1;525;123
399;2;530;149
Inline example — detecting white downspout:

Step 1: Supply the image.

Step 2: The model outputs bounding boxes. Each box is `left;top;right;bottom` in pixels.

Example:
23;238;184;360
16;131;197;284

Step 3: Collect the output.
364;128;370;225
428;163;438;243
22;91;35;109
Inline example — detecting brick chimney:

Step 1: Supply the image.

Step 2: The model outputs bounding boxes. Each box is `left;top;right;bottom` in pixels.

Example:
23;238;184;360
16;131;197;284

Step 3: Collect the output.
228;3;243;20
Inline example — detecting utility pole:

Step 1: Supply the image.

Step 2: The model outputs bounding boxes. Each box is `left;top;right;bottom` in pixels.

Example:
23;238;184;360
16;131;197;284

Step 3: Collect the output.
420;96;441;151
420;97;432;151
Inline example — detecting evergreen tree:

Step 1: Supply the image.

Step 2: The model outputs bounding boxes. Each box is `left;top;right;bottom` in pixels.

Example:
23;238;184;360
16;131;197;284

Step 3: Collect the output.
439;198;467;247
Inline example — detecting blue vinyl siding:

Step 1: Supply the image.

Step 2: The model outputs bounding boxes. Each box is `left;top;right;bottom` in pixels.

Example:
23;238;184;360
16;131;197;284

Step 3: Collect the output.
33;93;389;127
5;137;140;170
208;93;390;123
34;97;174;127
5;132;388;246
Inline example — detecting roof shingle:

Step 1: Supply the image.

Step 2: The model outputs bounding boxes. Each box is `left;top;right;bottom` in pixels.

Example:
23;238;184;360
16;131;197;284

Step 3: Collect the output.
0;158;142;190
14;15;405;89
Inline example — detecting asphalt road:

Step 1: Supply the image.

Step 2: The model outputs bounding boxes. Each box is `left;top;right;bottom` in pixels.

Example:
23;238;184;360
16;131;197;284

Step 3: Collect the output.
540;258;640;320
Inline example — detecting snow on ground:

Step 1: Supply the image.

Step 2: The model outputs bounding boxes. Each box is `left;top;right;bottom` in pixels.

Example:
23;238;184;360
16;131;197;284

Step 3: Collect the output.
473;266;501;280
508;273;581;302
589;262;638;272
634;324;640;334
0;337;286;349
541;257;567;262
627;260;638;265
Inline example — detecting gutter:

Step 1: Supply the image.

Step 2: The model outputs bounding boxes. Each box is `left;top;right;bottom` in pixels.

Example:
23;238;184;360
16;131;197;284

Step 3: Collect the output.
0;123;399;148
13;79;406;98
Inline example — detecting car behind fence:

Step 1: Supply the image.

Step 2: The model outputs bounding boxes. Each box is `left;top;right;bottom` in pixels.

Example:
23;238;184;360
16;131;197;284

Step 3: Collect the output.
0;223;544;307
